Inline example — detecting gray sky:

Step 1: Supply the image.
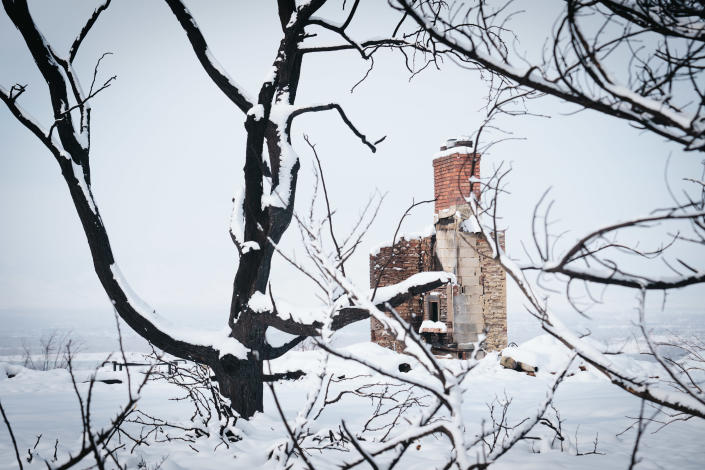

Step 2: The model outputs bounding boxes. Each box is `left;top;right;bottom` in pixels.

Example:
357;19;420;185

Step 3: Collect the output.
1;1;702;338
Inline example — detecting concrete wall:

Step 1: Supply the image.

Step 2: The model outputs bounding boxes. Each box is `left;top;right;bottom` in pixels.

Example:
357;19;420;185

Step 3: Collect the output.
435;225;483;345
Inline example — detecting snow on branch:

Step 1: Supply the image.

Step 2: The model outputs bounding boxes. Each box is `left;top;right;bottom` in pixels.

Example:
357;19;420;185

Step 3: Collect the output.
2;0;231;366
525;197;705;289
164;0;254;113
395;0;705;151
68;0;112;63
262;271;455;337
371;271;455;305
464;162;705;420
108;264;240;362
264;202;496;467
596;0;705;41
3;0;88;159
0;85;68;160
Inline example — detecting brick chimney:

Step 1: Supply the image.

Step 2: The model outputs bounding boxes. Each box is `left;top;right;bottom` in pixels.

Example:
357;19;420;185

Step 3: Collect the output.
432;138;480;215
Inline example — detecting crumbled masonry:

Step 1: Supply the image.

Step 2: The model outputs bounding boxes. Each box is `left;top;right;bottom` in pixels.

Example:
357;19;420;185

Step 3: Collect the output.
370;138;507;357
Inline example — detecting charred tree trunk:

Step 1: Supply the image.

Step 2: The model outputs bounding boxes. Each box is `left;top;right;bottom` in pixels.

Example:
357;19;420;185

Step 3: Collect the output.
211;355;264;418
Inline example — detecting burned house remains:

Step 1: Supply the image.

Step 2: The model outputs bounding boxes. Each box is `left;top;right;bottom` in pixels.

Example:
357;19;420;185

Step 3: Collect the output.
369;138;507;357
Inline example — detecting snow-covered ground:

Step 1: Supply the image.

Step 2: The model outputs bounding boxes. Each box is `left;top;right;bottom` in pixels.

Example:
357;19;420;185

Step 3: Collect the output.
1;314;704;469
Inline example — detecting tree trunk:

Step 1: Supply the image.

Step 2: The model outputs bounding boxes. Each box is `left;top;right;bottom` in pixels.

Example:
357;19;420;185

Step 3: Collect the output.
212;355;264;419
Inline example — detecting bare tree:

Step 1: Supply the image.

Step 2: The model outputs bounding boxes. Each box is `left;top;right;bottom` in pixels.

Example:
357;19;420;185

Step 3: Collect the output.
396;0;705;152
0;0;454;419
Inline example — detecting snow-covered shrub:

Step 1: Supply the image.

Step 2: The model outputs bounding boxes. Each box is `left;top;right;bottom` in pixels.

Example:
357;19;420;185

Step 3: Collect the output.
21;331;76;371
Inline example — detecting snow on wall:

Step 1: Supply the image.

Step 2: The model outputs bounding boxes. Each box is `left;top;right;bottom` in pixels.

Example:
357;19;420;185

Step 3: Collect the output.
433;145;474;159
369;225;436;257
369;234;441;350
419;320;448;333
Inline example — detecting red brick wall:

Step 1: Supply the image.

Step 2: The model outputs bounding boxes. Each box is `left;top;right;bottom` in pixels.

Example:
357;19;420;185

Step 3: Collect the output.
369;236;435;351
433;152;480;213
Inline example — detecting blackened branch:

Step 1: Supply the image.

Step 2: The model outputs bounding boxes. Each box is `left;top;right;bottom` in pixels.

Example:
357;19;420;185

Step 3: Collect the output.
69;0;112;63
267;377;316;470
89;52;114;96
300;38;427;54
8;83;26;101
164;0;253;113
277;0;297;31
0;85;63;159
308;19;368;58
0;400;23;470
341;0;361;30
261;335;308;360
47;73;116;142
529;210;705;289
263;369;306;382
342;420;379;470
288;103;384;152
264;275;450;337
395;0;705;151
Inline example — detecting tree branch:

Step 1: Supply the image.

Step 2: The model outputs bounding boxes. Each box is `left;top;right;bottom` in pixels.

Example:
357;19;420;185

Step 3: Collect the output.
68;0;112;63
534;210;705;289
0;400;23;470
300;38;426;54
262;369;306;382
164;0;253;113
261;335;308;360
263;272;454;336
304;135;346;275
277;0;296;31
2;0;219;367
395;0;705;151
371;198;435;300
3;0;86;161
288;103;385;152
0;85;65;160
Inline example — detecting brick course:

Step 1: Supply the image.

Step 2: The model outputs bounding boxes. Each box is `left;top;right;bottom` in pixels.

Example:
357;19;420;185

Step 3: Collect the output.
433;152;481;213
369;236;435;351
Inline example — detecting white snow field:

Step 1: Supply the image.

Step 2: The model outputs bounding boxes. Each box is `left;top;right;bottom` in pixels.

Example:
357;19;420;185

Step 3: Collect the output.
2;323;704;470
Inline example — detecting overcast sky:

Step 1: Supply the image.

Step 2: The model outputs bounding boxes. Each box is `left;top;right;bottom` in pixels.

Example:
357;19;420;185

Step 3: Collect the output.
1;1;702;340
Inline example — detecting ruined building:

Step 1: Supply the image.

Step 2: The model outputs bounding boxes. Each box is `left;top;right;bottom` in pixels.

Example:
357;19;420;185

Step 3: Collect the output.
369;138;507;357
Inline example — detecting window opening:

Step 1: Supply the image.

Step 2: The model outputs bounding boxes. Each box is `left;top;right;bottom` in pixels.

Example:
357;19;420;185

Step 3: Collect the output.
430;301;439;322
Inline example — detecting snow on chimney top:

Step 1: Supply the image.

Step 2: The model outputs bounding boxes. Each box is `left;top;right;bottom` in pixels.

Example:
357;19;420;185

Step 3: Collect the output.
439;136;473;151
